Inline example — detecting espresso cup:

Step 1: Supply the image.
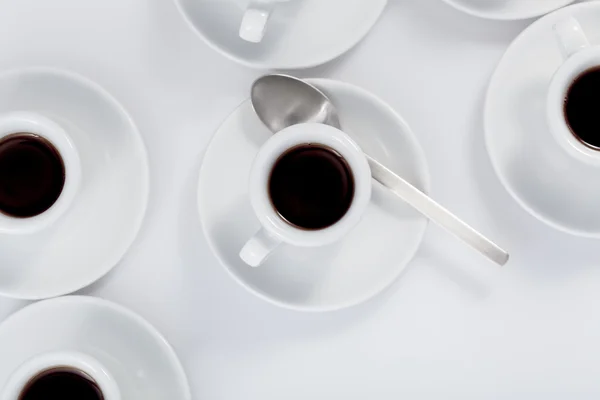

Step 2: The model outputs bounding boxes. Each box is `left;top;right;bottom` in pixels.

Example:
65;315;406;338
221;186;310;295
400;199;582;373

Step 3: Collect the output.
239;0;291;43
548;16;600;166
240;123;371;267
0;111;81;234
1;351;120;400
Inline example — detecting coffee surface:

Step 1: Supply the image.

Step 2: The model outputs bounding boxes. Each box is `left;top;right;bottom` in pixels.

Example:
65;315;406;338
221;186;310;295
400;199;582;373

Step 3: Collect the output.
0;133;65;218
19;368;103;400
565;67;600;149
269;144;354;230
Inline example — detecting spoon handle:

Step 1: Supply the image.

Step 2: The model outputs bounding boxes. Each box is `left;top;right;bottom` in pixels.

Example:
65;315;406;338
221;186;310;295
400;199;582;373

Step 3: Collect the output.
367;155;509;266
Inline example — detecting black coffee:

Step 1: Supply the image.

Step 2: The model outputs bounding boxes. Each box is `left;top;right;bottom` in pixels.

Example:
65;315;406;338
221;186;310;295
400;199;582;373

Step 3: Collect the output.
565;67;600;150
19;368;103;400
269;144;354;230
0;133;65;218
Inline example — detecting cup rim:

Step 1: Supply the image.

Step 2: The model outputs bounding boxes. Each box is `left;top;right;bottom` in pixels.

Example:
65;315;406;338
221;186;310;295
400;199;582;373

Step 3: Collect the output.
248;123;372;247
547;47;600;166
0;351;120;400
0;111;81;234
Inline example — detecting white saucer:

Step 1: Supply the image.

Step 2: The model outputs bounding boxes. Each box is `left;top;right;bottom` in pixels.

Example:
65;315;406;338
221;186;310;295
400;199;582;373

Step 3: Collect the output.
441;0;574;20
174;0;387;69
0;68;149;299
197;79;430;311
0;296;191;399
485;2;600;237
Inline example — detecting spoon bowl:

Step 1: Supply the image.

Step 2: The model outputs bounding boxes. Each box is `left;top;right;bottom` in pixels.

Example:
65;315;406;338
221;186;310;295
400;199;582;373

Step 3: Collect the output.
252;75;340;132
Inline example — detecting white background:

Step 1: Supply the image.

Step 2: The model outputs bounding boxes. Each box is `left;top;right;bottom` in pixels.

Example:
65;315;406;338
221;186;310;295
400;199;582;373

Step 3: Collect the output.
0;0;599;398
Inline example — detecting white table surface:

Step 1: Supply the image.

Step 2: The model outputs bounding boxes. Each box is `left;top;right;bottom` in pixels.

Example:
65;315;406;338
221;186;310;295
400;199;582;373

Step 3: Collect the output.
1;0;599;398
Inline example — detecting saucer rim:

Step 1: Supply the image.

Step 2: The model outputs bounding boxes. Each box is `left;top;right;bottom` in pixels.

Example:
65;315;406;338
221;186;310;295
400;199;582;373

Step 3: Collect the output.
484;1;600;238
0;66;150;299
173;0;388;70
197;78;430;312
0;295;192;400
440;0;575;21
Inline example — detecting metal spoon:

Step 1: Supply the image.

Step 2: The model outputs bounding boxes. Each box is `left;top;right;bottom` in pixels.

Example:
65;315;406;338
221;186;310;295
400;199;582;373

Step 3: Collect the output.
251;74;509;266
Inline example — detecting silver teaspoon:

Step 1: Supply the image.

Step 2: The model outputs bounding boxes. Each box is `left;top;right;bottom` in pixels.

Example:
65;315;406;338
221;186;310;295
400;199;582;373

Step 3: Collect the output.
251;74;509;266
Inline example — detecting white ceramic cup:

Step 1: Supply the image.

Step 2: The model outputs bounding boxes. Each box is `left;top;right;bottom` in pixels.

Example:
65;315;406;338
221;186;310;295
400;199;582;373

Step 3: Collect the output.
239;0;291;43
240;123;372;267
0;111;81;234
548;16;600;166
1;351;120;400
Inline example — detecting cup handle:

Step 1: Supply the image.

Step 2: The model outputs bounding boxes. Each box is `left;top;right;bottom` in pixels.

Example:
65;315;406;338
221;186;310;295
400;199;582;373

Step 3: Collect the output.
240;228;281;267
239;3;273;43
553;16;590;59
